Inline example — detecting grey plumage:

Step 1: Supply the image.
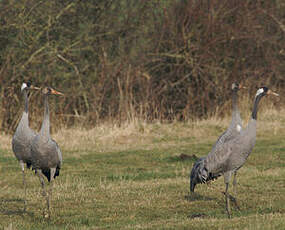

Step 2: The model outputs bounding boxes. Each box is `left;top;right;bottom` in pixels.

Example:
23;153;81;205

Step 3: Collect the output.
190;83;243;192
190;86;279;218
12;82;39;211
31;86;63;218
212;83;243;148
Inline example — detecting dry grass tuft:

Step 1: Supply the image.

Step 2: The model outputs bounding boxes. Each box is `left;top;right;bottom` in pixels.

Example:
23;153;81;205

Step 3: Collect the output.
2;106;285;154
0;133;12;151
55;106;284;152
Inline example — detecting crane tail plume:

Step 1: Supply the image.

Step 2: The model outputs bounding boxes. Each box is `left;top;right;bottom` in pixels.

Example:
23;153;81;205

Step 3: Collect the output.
55;166;60;178
190;157;220;192
42;169;51;182
26;161;32;169
190;157;206;192
41;166;61;182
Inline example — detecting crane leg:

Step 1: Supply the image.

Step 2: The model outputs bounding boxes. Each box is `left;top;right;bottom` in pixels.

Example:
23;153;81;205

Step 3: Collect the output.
36;170;47;196
47;168;56;219
233;171;237;195
36;169;49;217
231;171;240;210
19;161;27;212
225;183;231;218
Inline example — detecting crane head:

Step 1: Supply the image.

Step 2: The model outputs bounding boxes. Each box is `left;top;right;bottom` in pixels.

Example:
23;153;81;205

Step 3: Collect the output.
21;82;40;91
256;87;279;97
231;83;239;91
232;82;247;91
42;87;64;96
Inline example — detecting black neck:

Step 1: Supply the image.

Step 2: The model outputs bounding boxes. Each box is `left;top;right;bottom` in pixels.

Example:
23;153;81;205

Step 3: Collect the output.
251;94;264;120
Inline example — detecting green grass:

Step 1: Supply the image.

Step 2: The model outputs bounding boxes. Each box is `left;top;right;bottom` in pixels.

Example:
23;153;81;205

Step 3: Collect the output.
0;120;285;229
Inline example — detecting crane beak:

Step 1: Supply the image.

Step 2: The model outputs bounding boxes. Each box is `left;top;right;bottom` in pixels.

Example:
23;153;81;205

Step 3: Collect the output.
50;88;64;96
268;90;279;97
29;85;41;90
239;84;247;89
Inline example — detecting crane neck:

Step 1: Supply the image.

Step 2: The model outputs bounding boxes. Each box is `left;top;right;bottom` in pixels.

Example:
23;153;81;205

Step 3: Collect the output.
17;89;30;130
40;94;50;137
232;90;239;113
23;89;29;114
251;94;264;120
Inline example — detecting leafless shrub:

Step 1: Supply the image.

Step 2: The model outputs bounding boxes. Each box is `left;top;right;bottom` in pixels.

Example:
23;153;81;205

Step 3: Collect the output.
0;0;284;133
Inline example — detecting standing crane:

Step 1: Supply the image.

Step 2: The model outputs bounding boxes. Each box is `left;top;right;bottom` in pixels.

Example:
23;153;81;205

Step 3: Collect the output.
190;86;278;218
31;86;64;218
12;82;40;211
190;83;244;194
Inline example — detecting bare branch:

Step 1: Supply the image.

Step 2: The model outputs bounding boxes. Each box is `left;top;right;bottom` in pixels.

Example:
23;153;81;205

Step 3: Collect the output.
260;9;285;33
57;54;79;75
21;45;48;70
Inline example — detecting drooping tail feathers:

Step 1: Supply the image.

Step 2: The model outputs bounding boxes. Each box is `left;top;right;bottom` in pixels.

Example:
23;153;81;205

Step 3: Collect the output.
26;161;32;169
42;166;61;182
190;157;220;192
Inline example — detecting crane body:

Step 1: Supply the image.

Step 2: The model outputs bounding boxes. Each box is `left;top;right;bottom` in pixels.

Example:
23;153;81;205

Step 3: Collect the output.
31;87;63;218
190;83;243;192
190;86;278;218
12;82;39;211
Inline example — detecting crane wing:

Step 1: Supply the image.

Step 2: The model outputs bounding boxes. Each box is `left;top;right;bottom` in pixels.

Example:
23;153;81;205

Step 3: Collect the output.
205;138;238;175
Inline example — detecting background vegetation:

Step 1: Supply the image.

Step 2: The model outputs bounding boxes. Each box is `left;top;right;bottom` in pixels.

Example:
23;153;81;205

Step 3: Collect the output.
0;0;284;132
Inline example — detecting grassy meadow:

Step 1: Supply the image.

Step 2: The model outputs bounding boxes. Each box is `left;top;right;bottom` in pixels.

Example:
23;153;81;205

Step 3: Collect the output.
0;107;285;229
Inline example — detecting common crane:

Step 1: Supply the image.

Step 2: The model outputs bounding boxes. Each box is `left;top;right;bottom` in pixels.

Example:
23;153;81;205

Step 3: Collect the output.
190;83;244;194
190;86;278;218
31;86;63;218
12;82;40;211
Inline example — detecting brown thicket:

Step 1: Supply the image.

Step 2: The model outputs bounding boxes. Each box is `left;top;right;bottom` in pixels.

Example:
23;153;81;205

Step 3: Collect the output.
0;0;284;133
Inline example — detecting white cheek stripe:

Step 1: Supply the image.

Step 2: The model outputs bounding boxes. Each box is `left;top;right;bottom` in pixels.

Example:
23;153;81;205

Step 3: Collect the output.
236;124;242;132
255;88;264;97
21;83;27;91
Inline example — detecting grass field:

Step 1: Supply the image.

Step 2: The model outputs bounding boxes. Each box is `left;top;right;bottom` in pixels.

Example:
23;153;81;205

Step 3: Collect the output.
0;108;285;229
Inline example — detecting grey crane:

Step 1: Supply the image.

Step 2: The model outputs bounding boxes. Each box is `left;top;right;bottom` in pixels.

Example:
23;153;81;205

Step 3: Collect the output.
12;82;40;211
190;86;278;218
31;86;64;218
190;83;244;194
